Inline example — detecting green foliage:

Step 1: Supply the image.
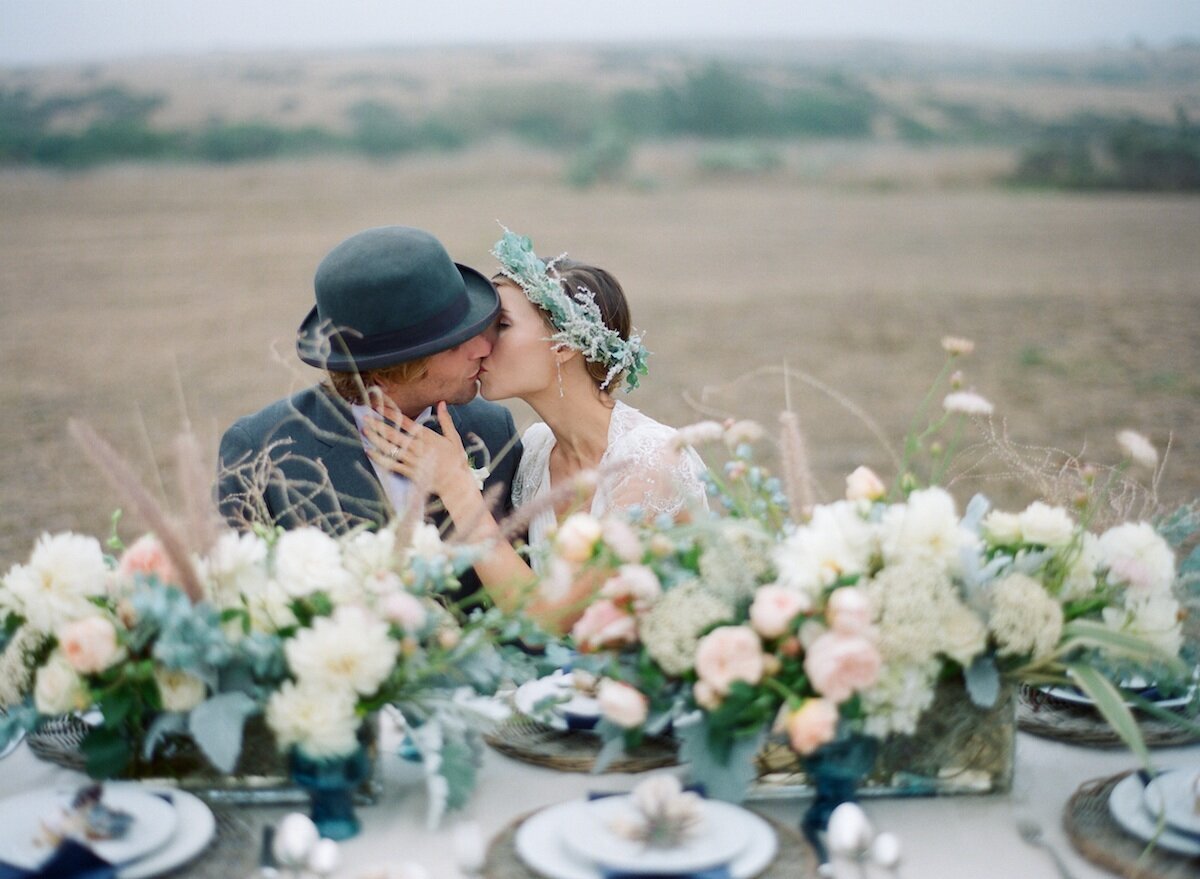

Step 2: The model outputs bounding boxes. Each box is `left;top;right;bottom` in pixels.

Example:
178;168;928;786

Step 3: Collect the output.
565;127;631;188
1012;111;1200;191
82;726;133;778
346;101;466;156
696;142;783;175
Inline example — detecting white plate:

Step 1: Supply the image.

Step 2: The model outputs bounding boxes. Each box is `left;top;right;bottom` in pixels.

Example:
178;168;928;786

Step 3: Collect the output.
1108;772;1200;856
564;796;749;874
1143;769;1200;837
0;728;25;760
514;672;600;731
120;788;216;879
1041;683;1195;711
515;799;777;879
0;783;178;869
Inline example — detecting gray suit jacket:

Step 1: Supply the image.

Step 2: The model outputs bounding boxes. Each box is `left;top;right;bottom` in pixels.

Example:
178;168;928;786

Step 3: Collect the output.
216;385;521;600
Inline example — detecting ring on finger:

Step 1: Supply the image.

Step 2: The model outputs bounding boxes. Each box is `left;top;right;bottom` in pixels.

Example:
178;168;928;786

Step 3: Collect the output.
389;445;401;460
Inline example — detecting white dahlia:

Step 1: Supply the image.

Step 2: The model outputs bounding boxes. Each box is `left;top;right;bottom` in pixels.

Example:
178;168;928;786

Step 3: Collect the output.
3;532;109;633
285;606;397;696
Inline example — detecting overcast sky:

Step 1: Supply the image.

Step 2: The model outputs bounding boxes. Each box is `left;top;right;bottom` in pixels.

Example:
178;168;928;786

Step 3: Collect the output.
2;0;1198;66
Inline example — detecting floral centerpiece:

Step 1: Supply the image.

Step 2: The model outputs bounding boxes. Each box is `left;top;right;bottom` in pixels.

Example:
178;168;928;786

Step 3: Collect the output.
536;341;1196;805
0;509;532;827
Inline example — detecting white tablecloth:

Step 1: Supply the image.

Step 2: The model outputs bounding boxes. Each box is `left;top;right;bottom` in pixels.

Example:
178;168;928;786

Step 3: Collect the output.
1;729;1197;878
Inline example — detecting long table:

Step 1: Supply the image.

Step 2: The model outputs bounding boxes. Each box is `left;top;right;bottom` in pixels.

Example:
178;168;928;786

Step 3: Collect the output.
1;727;1196;878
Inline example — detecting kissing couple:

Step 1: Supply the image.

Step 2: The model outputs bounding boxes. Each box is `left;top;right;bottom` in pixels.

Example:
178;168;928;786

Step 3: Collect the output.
217;225;707;632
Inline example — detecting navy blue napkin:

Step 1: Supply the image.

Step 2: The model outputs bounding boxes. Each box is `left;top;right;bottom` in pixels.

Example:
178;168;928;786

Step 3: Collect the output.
0;840;115;879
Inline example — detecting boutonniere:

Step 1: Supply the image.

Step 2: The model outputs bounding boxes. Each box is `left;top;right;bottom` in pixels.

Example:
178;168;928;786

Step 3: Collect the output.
467;454;490;491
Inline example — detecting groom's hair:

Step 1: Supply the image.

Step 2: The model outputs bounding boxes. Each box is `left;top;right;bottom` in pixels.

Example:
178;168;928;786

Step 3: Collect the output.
549;259;633;389
324;358;432;404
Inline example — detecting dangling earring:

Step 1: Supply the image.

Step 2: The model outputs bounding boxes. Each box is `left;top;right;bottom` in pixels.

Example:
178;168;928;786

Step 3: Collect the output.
555;357;565;398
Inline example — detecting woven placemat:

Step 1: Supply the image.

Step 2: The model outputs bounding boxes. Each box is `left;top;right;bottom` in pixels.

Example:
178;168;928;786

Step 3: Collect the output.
484;716;679;774
483;806;816;879
1018;686;1200;749
1064;771;1200;878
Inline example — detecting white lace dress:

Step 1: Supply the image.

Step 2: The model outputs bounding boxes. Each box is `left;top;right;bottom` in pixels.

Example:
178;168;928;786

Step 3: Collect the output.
512;401;708;569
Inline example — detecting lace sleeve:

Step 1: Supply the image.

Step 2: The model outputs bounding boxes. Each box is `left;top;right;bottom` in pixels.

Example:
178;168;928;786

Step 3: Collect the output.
596;411;708;520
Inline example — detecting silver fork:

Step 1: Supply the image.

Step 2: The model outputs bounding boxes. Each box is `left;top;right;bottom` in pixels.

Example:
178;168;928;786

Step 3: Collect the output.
1016;818;1076;879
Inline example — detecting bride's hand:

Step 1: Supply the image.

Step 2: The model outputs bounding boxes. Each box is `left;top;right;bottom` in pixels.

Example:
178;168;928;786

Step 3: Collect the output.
364;401;474;496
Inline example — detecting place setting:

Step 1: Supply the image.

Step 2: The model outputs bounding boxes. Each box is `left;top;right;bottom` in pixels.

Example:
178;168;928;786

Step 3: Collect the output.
0;780;216;879
1063;764;1200;876
482;774;813;879
485;669;679;775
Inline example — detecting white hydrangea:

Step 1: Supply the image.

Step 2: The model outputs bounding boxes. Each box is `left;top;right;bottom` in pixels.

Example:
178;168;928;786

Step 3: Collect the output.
1103;593;1183;657
987;573;1063;661
699;520;775;605
1097;522;1175;597
637;581;733;676
879;488;971;576
865;562;986;668
1016;502;1076;549
0;627;45;708
285;605;397;696
197;530;269;609
2;532;109;633
266;680;361;759
773;501;877;601
272;527;354;600
859;660;940;738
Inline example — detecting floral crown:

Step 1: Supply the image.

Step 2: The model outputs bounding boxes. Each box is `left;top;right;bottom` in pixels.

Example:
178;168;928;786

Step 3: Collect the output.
492;227;649;392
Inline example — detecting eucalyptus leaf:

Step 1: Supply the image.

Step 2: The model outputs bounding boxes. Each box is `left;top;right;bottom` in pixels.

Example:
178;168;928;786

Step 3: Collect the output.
188;691;257;773
141;712;186;761
591;723;629;774
1066;662;1150;769
1181;544;1200;576
675;716;765;803
964;655;1000;708
1059;620;1188;675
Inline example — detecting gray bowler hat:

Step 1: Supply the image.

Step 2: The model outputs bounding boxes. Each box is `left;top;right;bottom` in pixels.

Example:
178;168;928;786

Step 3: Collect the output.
296;226;499;371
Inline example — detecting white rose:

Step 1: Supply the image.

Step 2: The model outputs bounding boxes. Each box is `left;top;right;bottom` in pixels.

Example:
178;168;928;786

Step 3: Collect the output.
879;488;969;574
845;466;886;502
1016;502;1076;548
34;650;89;715
1098;522;1176;596
981;511;1022;546
154;668;207;713
57;616;122;674
285;606;397;695
4;532;109;633
198;530;269;609
247;580;299;634
272;528;354;599
266;680;361;760
596;678;648;728
554;513;603;563
409;523;447;563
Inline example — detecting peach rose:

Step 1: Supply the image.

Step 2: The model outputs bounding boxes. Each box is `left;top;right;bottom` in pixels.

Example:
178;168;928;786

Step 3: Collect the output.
826;587;872;636
803;632;881;704
693;679;722;710
601;518;643;564
555;513;603;563
597;679;648;728
571;600;638;652
694;626;764;696
845;466;886;502
599;565;661;610
118;534;179;585
57;616;121;674
749;585;809;639
785;698;839;755
380;592;427;633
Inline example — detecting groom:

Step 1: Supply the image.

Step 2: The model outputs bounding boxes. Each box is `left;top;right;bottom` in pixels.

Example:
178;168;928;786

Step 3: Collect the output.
216;225;521;595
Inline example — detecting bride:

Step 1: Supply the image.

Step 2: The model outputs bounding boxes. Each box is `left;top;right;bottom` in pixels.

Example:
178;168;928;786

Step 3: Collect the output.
363;228;707;633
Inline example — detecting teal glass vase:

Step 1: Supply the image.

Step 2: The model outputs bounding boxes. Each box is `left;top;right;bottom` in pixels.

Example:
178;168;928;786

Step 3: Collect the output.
800;733;878;863
289;744;370;840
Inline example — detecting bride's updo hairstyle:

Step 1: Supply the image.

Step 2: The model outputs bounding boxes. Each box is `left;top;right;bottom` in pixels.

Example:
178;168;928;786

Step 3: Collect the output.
545;259;634;390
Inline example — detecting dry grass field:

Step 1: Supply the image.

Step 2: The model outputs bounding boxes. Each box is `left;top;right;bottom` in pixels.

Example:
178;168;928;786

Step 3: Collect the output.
2;44;1199;564
2;145;1198;564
